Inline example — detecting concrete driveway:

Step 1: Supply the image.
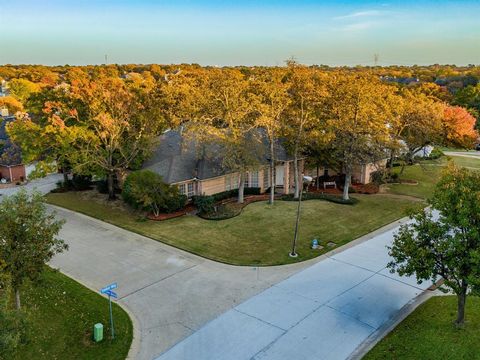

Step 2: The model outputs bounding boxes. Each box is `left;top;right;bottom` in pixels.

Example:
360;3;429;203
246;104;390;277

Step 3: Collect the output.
156;222;431;360
49;206;316;360
0;173;63;197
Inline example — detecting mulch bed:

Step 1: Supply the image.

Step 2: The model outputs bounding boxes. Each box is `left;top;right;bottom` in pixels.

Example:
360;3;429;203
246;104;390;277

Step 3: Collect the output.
308;183;379;195
221;194;280;205
147;204;195;221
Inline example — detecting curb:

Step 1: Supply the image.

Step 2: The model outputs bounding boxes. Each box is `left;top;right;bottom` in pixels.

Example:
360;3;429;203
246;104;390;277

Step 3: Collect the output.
348;289;441;360
47;266;142;360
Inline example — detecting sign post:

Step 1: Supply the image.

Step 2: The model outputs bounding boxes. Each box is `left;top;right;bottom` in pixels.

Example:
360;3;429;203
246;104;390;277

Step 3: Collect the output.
100;283;118;339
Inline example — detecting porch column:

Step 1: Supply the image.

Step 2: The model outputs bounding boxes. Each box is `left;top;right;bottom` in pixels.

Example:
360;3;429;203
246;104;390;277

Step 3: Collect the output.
283;162;289;194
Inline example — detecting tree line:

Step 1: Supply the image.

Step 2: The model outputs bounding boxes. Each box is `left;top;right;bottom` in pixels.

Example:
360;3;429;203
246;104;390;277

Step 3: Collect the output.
1;63;478;202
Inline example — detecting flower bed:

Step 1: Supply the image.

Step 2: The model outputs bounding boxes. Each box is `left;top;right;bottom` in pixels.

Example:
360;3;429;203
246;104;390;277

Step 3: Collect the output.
147;204;195;221
200;194;279;220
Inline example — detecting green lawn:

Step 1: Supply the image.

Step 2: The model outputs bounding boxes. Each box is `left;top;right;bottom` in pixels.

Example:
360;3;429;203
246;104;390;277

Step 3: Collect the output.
46;192;417;266
365;296;480;360
385;155;480;199
7;268;132;360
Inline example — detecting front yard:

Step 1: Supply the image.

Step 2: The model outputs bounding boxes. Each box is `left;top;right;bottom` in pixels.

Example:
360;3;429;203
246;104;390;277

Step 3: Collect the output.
45;154;480;267
364;296;480;360
384;155;480;199
6;268;132;360
46;192;416;266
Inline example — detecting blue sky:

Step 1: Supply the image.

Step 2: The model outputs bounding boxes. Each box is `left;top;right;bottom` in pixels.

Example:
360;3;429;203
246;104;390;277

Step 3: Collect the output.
1;0;479;66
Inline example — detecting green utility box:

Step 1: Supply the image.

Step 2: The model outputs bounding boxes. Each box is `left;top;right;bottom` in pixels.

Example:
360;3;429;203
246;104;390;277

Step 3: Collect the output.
93;323;104;342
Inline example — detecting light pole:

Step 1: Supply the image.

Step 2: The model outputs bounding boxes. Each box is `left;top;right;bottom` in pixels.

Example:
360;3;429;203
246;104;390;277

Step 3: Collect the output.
290;175;313;258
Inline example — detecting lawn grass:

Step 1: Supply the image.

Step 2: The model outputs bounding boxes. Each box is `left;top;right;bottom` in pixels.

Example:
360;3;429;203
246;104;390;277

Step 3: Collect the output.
364;295;480;360
385;155;480;200
7;267;132;360
46;192;417;266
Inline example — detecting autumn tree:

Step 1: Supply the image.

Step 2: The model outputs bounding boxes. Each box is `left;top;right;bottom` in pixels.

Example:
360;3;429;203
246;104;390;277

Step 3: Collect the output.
454;84;480;128
0;190;66;310
8;79;41;104
191;68;262;203
389;165;480;326
323;72;392;200
7;102;90;181
388;89;444;172
0;96;23;114
71;76;164;199
252;68;291;204
442;105;478;148
283;61;327;198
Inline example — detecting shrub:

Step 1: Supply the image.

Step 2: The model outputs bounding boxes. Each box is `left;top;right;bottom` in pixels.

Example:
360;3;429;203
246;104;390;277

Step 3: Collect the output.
51;175;92;192
198;203;243;220
281;192;358;205
71;174;92;190
371;170;400;185
122;170;187;215
96;179;109;194
425;147;444;160
212;187;261;202
0;302;28;357
192;195;215;214
371;170;385;184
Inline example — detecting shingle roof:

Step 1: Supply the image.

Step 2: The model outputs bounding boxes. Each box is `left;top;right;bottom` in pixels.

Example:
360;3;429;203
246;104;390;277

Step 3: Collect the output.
0;116;22;166
142;128;293;184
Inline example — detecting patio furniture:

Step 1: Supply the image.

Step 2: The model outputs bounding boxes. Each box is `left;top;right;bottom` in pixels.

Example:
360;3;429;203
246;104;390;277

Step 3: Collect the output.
323;181;336;189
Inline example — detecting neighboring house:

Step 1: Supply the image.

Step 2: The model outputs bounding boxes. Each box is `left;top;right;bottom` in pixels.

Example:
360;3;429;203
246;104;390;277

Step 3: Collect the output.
0;113;26;183
142;129;304;198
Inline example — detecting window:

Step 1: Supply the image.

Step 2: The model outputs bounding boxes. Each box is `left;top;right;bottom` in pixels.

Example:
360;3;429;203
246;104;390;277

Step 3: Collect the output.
178;183;186;195
179;182;194;197
263;168;270;189
250;171;259;188
244;173;249;188
187;182;195;197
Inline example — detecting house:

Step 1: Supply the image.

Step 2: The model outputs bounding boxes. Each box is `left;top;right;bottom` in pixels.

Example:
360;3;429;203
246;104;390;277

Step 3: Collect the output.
303;161;387;186
142;129;304;197
0;112;26;183
143;129;384;198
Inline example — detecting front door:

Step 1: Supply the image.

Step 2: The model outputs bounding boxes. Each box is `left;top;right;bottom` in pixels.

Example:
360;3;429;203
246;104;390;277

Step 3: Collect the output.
275;165;284;186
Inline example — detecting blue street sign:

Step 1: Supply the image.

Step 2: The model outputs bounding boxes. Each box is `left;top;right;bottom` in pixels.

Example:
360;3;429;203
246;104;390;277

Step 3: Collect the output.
105;290;118;299
100;283;117;294
100;283;118;340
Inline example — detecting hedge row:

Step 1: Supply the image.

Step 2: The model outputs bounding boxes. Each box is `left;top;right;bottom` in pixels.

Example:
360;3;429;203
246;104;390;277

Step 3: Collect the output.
281;192;358;205
192;187;261;214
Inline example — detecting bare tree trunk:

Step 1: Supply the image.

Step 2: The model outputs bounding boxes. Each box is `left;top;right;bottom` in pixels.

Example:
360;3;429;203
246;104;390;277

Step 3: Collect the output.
316;164;320;190
387;149;395;174
343;168;351;201
456;285;467;326
293;153;300;199
63;171;69;184
107;172;116;200
15;287;21;310
238;172;245;204
269;138;275;205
